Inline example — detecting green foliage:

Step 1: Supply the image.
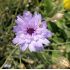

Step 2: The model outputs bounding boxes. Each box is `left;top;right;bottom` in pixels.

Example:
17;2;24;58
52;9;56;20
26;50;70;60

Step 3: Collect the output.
0;0;70;69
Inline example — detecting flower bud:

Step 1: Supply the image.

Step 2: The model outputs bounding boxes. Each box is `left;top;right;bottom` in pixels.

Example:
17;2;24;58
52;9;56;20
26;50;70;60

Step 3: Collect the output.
50;13;64;22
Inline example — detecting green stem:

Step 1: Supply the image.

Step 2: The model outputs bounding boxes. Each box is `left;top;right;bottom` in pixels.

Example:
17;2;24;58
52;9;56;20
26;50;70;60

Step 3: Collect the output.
7;0;21;34
0;45;18;69
51;41;70;46
19;51;22;65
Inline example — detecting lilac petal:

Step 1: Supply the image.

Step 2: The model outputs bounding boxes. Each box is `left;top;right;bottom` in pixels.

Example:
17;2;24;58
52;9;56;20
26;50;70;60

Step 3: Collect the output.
28;12;42;29
43;39;50;45
41;21;47;28
28;14;40;29
36;28;47;35
29;41;44;52
18;33;25;39
34;13;42;27
36;40;43;47
23;11;32;19
35;41;44;51
15;31;27;36
43;29;53;38
38;39;50;46
15;15;25;24
13;24;28;34
16;16;30;28
16;15;29;24
12;37;25;44
25;34;32;39
15;19;29;29
35;46;44;51
20;43;28;51
29;41;36;52
36;28;52;38
34;12;42;21
33;35;43;41
25;39;31;44
13;25;22;32
35;28;42;34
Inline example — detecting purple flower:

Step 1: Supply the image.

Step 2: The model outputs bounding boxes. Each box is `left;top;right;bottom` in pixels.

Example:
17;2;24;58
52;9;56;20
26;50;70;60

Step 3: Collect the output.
12;11;52;52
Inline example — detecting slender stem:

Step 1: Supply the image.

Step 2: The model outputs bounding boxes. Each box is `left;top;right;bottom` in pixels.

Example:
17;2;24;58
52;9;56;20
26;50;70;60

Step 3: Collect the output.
19;51;22;65
20;57;21;65
7;0;21;34
51;41;70;46
0;45;18;69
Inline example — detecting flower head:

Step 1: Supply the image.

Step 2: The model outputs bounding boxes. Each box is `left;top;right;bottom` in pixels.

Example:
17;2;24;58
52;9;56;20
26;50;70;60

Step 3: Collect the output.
12;11;52;52
63;0;70;10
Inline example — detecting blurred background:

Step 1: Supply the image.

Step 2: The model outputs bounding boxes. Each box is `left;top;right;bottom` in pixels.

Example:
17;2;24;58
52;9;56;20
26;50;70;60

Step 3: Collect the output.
0;0;70;69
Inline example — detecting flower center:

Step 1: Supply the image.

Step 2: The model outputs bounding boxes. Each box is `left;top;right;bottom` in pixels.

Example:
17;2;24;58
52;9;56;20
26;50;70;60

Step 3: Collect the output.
27;28;35;35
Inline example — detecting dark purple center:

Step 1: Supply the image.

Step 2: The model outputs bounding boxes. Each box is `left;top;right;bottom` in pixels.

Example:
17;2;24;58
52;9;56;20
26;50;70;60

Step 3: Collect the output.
27;28;35;35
